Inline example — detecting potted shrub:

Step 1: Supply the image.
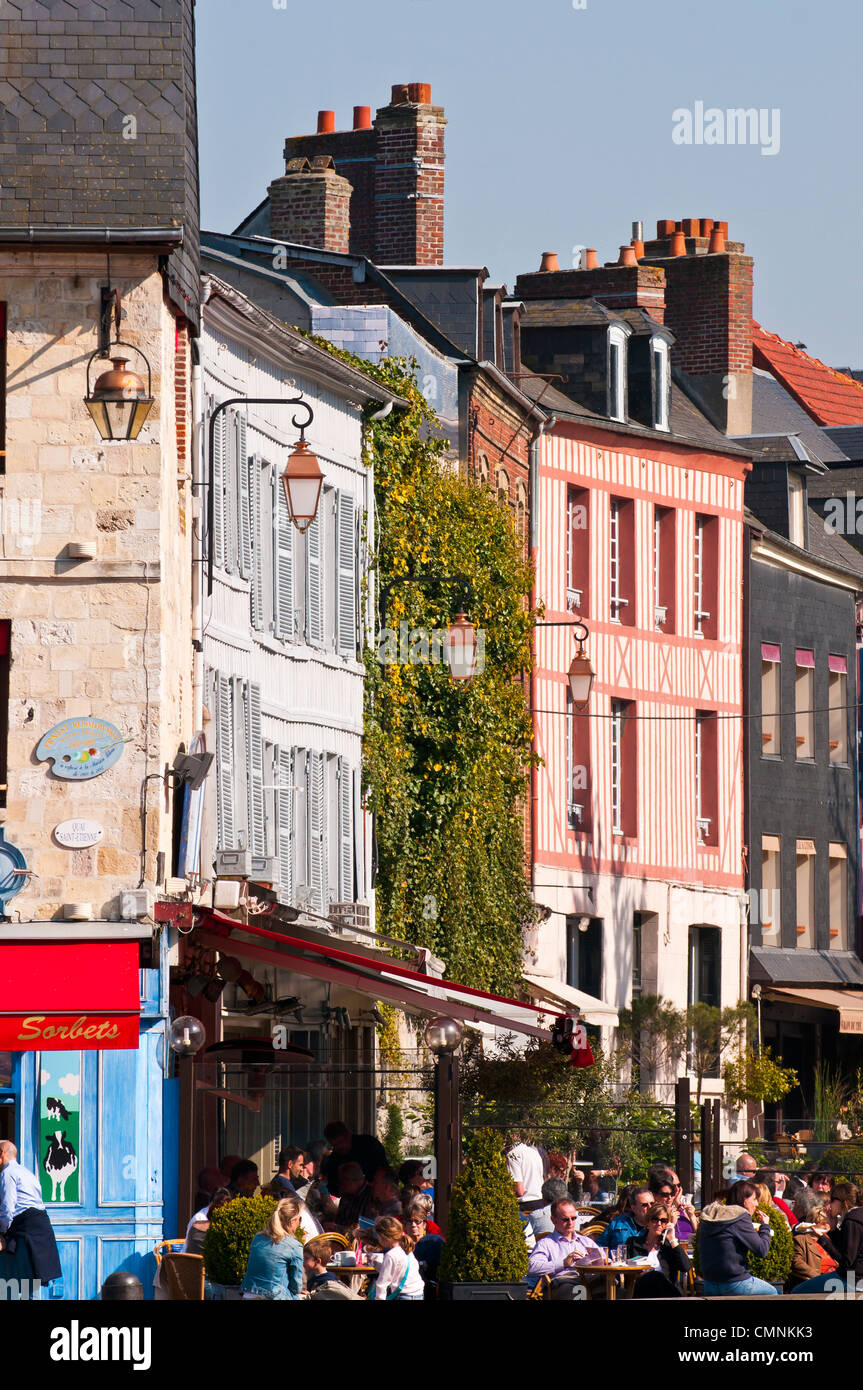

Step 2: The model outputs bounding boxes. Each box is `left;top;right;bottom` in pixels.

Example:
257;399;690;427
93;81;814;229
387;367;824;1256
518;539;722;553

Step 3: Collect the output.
202;1193;278;1299
437;1129;529;1300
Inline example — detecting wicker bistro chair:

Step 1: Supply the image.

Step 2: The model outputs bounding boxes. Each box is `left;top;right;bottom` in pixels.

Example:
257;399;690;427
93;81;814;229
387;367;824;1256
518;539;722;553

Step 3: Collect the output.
161;1253;205;1301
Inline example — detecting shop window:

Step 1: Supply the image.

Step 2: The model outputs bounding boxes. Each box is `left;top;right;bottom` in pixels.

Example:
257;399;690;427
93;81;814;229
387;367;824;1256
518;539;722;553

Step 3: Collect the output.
828;845;847;950
795;841;815;947
609;497;635;625
688;926;722;1075
760;643;781;756
795;650;814;759
653;506;675;631
828;656;848;764
566;915;603;1000
566;486;589;614
695;711;718;846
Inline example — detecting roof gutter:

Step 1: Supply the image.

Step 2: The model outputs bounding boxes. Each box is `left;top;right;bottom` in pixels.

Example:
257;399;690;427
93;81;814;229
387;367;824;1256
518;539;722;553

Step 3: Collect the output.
0;226;184;248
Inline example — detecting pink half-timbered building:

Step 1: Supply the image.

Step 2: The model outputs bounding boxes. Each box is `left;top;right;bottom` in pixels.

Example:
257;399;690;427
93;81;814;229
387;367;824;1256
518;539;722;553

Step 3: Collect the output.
514;238;752;1117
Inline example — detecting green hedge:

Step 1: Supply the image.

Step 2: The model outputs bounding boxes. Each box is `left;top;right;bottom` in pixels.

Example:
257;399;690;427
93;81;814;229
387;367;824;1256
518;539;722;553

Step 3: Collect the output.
818;1143;863;1181
438;1129;529;1284
202;1194;278;1287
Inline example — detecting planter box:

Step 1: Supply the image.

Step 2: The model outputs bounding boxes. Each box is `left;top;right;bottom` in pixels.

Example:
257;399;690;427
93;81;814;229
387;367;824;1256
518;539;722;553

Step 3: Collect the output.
207;1282;244;1301
438;1280;529;1301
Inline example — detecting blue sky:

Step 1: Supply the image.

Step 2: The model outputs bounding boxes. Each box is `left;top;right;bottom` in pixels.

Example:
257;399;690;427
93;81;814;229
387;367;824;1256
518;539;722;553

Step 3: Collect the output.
197;0;862;366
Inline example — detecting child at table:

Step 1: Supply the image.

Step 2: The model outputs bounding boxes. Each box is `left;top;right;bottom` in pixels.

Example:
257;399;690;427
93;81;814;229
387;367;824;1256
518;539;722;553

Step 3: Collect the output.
303;1236;338;1293
370;1217;426;1301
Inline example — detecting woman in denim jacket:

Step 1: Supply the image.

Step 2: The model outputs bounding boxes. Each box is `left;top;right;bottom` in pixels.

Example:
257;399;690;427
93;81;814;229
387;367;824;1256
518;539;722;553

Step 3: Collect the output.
242;1197;304;1300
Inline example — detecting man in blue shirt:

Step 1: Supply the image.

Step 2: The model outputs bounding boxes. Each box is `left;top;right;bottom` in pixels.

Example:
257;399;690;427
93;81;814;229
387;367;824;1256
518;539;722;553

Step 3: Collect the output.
595;1185;653;1248
0;1140;61;1286
0;1142;45;1233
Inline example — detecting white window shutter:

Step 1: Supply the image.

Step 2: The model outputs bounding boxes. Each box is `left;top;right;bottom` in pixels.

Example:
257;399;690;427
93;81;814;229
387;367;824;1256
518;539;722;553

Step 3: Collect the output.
216;673;235;849
277;746;294;900
310;751;326;914
338;758;354;901
237;413;251;581
249;454;264;629
353;768;363;900
306;509;323;647
224;409;238;574
336;492;357;659
211;400;226;572
245;681;265;855
275;471;294;640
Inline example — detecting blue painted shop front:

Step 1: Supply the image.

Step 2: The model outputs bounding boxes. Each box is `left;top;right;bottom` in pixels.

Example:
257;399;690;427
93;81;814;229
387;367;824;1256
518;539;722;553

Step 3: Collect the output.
1;947;177;1300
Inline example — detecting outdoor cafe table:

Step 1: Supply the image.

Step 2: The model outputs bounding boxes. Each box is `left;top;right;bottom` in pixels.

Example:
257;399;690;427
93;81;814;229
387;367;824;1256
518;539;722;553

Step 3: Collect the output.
326;1263;378;1295
569;1260;649;1301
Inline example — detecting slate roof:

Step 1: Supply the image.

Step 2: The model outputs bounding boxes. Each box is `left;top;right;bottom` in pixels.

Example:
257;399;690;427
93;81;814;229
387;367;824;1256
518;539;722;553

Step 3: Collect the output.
519;298;617;329
805;507;863;576
807;466;863;499
753;323;863;426
750;948;863;987
824;426;863;463
749;371;850;465
734;432;825;469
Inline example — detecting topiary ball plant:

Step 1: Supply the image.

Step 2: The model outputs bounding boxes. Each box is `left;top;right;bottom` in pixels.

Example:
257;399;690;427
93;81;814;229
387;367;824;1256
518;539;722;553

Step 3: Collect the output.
202;1193;278;1287
746;1201;792;1288
438;1128;529;1284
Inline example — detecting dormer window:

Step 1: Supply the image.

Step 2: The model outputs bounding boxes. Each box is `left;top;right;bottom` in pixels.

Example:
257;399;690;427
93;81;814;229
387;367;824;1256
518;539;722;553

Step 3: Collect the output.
651;338;670;431
788;469;806;547
608;325;627;422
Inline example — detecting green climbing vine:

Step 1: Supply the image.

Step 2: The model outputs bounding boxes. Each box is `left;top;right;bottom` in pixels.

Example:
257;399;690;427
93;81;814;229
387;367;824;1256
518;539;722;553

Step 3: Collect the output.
306;343;536;994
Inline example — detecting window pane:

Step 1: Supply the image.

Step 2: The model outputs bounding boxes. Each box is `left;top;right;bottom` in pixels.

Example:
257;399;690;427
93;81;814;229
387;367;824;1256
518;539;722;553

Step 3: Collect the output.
795;849;814;947
829;849;846;949
829;670;847;763
795;662;814;758
761;656;781;754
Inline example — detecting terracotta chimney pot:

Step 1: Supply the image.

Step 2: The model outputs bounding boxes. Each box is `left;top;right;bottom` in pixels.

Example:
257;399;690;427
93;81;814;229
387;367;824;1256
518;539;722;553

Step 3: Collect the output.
317;110;335;134
669;229;687;256
618;245;638;267
353;106;372;130
539;251;561;273
656;219;676;238
708;224;726;254
631;238;645;260
583;248;598;269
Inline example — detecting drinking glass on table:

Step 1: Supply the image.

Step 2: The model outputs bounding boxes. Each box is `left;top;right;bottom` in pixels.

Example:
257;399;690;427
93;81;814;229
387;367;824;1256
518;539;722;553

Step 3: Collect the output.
615;1245;627;1265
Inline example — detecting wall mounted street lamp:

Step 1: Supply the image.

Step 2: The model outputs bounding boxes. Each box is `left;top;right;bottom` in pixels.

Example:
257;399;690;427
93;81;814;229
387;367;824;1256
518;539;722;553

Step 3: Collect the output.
535;617;595;708
205;393;321;594
378;575;478;683
84;287;153;441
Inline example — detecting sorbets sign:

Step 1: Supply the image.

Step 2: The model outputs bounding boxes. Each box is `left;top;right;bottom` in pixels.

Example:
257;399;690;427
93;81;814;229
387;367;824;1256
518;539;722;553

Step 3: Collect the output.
0;1014;139;1051
35;717;128;780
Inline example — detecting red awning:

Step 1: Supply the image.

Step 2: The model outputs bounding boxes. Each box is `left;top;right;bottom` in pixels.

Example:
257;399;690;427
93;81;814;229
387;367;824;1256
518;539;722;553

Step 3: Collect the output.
196;910;552;1040
0;941;140;1051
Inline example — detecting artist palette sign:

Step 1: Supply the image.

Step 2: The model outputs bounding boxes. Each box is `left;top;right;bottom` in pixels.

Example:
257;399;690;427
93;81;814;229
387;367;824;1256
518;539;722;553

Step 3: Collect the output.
0;1014;139;1051
36;716;127;780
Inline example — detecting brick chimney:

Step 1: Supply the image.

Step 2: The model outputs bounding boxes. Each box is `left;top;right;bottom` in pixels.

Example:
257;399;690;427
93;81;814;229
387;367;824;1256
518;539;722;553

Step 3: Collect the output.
514;260;666;322
373;83;446;265
642;219;753;434
280;83;446;265
268;155;352;255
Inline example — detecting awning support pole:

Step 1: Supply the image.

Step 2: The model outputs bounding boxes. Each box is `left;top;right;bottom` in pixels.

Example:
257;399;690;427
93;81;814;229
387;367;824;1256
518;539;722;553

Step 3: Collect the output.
434;1049;461;1235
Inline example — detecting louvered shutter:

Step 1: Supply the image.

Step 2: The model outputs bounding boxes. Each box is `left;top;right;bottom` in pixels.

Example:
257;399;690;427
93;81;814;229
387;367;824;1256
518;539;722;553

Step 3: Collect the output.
306;508;323;647
309;751;326;914
245;681;265;855
353;768;363;901
225;409;238;574
336;492;357;659
275;470;294;640
216;673;235;849
277;746;293;900
211;400;226;572
338;758;354;901
237;413;251;581
249;454;264;629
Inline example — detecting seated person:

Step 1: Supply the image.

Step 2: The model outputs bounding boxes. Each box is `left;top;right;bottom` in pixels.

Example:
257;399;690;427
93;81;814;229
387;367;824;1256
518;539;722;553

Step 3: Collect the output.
528;1198;605;1276
322;1162;375;1231
647;1166;699;1240
529;1178;570;1239
404;1200;445;1284
625;1202;691;1298
369;1167;403;1220
303;1236;337;1293
185;1187;230;1256
595;1185;653;1247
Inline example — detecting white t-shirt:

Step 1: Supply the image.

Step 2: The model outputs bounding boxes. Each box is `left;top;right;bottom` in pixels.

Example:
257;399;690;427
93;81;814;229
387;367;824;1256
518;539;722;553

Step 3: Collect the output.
506;1143;544;1203
372;1244;425;1300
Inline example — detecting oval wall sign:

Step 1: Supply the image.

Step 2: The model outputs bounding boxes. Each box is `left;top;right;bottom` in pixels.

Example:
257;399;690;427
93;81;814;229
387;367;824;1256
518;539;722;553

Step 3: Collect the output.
35;717;128;780
53;820;104;849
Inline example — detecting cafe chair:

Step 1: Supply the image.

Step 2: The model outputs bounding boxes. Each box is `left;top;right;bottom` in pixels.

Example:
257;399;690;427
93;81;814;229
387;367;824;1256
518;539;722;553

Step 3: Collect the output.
161;1253;205;1301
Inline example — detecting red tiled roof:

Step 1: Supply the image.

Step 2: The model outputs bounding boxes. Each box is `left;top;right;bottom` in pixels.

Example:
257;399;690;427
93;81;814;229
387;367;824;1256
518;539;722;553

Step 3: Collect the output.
753;322;863;426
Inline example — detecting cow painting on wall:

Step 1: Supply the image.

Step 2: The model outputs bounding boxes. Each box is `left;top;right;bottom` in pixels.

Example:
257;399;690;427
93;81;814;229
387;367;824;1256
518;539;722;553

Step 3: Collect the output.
38;1053;80;1205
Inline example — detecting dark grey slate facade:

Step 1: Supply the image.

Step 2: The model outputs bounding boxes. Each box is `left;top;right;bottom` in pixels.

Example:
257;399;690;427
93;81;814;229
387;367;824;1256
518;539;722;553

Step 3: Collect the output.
0;0;200;323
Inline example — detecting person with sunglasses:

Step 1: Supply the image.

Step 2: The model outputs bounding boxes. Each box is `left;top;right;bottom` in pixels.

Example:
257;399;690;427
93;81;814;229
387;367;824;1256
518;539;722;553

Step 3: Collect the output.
625;1201;691;1298
648;1165;698;1241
